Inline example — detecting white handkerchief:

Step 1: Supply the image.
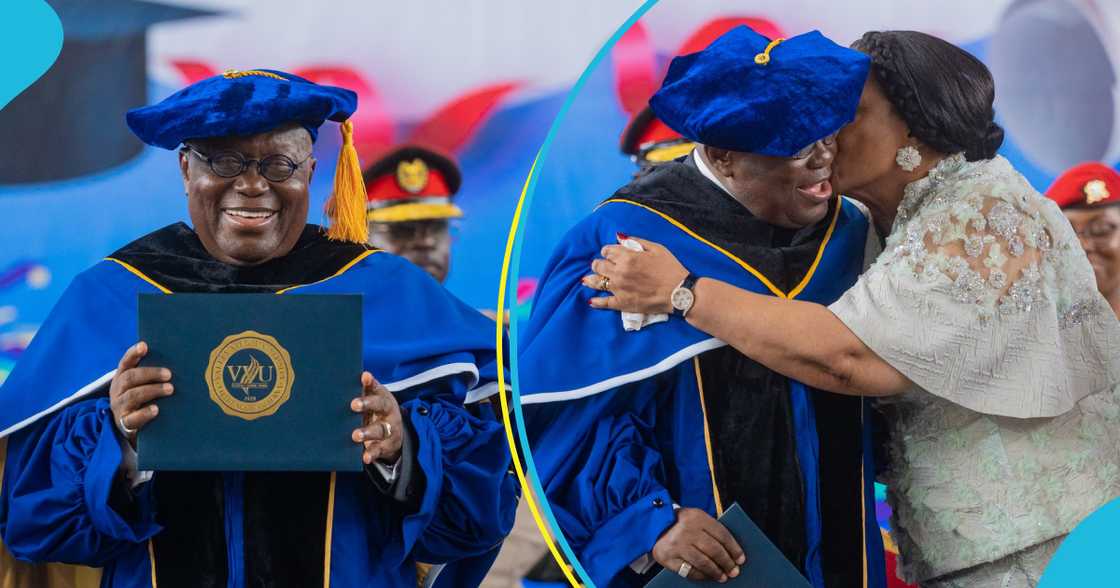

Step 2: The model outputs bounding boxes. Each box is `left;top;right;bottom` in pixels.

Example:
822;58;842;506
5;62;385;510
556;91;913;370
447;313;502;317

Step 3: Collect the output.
617;237;669;331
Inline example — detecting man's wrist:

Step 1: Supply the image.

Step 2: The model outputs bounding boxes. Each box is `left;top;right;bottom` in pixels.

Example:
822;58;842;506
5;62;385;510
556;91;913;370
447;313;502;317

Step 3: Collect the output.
114;425;153;489
372;455;402;484
365;413;421;508
634;503;683;574
376;448;402;466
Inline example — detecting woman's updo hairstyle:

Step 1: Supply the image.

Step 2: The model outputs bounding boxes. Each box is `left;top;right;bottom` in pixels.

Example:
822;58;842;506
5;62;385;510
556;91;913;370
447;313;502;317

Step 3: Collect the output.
853;30;1004;161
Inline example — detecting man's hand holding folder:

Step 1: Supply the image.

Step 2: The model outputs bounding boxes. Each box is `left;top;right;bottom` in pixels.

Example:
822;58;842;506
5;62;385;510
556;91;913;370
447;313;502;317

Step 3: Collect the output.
653;507;746;582
647;503;812;587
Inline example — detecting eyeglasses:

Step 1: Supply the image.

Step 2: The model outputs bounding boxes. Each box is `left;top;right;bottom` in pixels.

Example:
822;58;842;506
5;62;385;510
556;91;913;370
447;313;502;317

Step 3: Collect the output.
181;145;310;183
1072;219;1118;241
371;220;459;242
788;132;838;159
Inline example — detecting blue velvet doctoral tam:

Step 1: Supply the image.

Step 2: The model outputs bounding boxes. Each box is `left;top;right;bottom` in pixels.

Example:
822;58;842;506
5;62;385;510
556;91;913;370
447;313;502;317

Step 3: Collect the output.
650;27;870;157
127;69;357;148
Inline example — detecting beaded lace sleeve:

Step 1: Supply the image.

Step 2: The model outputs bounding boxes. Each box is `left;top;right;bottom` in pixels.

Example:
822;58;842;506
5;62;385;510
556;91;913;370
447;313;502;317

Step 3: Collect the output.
830;155;1120;418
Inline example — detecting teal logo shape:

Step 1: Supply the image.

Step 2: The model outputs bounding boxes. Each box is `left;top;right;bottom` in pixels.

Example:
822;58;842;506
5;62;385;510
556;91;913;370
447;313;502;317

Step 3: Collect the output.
0;0;63;111
1039;496;1120;586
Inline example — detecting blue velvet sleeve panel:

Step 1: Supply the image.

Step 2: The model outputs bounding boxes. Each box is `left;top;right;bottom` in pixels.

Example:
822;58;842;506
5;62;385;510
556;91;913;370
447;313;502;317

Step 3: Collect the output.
420;396;518;588
325;373;517;588
517;205;724;403
405;383;517;563
294;253;503;404
0;262;159;438
0;397;158;567
526;374;681;588
327;256;516;564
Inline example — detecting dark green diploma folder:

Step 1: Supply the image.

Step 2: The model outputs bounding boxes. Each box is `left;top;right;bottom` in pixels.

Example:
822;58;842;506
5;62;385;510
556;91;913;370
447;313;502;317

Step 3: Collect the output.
646;503;811;587
136;293;363;472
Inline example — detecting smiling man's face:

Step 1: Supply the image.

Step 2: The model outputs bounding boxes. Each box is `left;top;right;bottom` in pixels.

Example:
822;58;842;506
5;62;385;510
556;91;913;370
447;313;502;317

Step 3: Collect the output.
180;125;315;266
703;137;838;229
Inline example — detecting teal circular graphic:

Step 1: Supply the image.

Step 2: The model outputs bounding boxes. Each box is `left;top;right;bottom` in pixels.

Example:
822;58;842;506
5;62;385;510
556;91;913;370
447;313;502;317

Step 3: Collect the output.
1039;496;1120;586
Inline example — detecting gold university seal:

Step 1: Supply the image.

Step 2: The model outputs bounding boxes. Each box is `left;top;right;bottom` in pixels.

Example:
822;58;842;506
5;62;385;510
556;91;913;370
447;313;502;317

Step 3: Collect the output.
206;331;294;421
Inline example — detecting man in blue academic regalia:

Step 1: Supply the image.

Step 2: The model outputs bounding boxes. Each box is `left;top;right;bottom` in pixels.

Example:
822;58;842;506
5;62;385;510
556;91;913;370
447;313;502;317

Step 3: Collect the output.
520;28;887;588
0;69;517;588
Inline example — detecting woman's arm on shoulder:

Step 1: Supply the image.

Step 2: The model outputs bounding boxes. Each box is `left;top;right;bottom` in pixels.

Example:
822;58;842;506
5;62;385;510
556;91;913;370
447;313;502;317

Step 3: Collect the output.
685;278;912;396
585;237;911;396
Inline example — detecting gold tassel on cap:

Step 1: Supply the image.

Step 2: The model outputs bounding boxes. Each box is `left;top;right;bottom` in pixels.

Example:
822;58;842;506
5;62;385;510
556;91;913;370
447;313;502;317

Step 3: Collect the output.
325;120;369;243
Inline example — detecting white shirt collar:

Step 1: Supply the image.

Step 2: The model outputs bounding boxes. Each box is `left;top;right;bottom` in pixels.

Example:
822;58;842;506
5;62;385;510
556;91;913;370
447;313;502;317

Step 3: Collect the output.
691;147;734;197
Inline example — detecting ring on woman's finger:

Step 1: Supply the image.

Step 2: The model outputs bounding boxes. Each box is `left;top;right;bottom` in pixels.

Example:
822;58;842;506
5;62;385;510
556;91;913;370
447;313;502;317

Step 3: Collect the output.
599;276;611;291
117;415;137;436
381;421;392;439
677;561;692;578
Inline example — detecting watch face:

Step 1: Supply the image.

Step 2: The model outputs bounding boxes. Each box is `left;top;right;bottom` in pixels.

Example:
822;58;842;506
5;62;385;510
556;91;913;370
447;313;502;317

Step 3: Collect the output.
671;286;695;312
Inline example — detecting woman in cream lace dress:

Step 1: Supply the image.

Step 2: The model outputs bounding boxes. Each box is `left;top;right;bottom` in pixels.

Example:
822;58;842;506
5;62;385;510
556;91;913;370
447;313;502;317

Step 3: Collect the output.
581;31;1120;587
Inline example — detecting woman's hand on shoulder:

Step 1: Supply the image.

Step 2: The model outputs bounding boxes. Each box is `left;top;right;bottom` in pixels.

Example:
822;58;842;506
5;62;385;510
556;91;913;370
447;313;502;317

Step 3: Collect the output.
582;235;688;314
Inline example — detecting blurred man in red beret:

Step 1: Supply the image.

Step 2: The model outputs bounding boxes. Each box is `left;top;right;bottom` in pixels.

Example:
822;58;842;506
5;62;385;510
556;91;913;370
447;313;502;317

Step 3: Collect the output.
363;146;512;329
1047;162;1120;317
619;105;695;177
364;145;463;284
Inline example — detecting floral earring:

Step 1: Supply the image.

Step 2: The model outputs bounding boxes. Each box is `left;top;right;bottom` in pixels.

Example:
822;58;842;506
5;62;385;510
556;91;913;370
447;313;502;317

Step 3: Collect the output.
895;145;922;172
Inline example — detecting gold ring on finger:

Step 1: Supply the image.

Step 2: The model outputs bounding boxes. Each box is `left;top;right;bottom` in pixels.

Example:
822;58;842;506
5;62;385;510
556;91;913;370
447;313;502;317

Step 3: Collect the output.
118;415;138;436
